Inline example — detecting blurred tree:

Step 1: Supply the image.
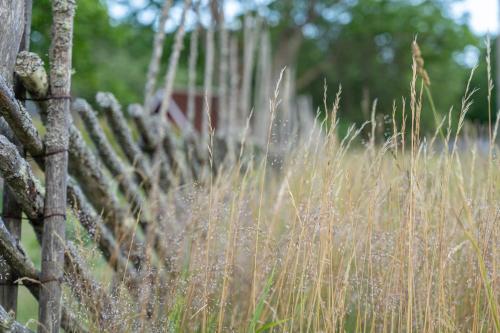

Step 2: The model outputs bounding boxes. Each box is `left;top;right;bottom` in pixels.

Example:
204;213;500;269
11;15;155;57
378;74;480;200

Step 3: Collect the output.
265;0;341;77
266;0;481;132
468;38;497;125
31;0;155;106
31;0;492;133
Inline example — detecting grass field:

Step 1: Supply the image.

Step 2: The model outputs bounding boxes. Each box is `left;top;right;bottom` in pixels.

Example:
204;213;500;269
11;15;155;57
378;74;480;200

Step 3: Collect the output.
11;49;500;333
16;114;500;332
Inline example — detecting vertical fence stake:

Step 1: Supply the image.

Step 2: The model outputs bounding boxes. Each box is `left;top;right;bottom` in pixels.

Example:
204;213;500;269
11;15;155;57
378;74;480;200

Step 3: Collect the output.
39;1;76;332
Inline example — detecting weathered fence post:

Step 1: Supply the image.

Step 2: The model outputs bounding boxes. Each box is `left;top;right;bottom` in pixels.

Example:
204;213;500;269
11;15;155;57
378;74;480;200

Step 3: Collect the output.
216;2;229;136
144;0;173;112
39;0;76;332
0;0;30;316
0;1;25;85
240;15;260;127
254;30;272;147
187;2;200;125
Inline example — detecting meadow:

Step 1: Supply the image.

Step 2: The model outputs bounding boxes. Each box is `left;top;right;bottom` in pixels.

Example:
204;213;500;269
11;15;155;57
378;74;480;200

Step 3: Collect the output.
13;61;500;332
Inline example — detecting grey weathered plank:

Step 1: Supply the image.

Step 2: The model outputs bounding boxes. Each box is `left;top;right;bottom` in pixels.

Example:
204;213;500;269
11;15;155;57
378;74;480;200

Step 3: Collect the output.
73;99;148;219
0;218;37;285
186;2;200;124
0;75;44;159
143;0;173;111
128;104;176;189
128;103;160;151
0;183;23;313
97;92;152;190
0;134;45;226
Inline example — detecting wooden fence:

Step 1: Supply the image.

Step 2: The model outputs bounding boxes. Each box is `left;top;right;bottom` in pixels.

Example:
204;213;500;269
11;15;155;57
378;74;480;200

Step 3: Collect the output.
0;1;316;332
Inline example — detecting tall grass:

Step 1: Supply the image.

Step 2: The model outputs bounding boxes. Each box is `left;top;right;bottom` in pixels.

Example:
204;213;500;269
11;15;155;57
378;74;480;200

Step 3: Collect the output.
57;56;500;332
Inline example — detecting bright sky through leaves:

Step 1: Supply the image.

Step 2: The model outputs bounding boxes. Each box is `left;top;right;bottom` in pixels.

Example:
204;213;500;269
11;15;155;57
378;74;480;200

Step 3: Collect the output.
453;0;498;34
109;0;498;35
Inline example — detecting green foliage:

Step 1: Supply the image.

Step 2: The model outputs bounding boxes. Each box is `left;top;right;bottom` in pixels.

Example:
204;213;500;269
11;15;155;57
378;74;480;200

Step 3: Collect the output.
31;0;153;105
468;38;497;124
272;0;482;131
255;319;289;332
167;294;185;332
31;0;493;133
248;269;275;333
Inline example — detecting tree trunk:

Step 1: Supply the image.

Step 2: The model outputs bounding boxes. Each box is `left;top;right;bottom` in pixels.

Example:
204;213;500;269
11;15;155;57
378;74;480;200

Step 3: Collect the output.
39;1;76;332
0;0;29;316
272;27;304;81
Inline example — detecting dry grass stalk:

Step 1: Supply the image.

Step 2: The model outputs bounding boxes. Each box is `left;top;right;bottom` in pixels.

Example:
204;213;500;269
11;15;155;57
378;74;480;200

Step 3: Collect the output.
202;11;215;154
411;40;431;87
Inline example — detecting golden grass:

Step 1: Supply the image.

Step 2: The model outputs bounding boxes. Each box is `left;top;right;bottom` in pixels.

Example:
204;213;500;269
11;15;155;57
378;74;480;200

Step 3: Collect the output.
18;42;498;333
64;54;499;332
128;120;497;332
68;91;499;332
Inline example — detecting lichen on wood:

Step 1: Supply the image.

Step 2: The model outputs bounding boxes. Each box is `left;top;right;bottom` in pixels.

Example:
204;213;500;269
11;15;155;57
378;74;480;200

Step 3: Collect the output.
15;51;48;100
74;99;148;217
0;75;44;158
128;103;160;150
97;92;152;189
0;303;34;333
0;135;44;223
